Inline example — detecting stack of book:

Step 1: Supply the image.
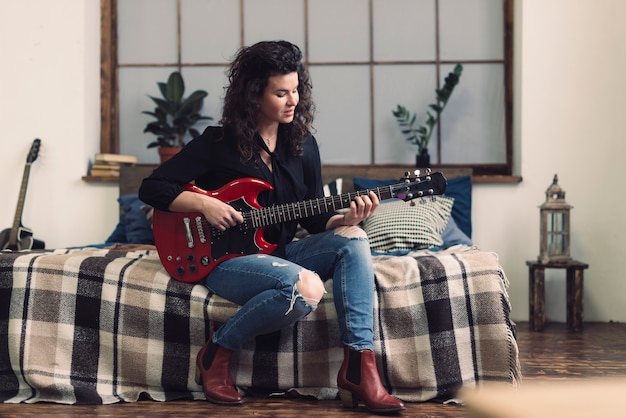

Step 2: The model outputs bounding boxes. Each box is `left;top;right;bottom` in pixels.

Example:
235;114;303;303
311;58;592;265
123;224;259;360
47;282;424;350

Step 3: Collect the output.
89;153;137;177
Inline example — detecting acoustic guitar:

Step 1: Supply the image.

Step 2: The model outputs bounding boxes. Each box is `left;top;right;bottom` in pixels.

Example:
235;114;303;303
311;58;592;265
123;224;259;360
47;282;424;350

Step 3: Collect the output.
153;171;447;283
0;139;45;251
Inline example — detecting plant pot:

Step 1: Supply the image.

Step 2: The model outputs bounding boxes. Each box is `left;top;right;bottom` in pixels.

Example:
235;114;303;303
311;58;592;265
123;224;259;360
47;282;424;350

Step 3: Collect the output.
158;146;182;164
416;149;430;168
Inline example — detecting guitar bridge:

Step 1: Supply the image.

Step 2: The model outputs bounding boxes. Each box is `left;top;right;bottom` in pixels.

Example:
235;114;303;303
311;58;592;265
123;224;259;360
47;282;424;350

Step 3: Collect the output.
195;216;206;243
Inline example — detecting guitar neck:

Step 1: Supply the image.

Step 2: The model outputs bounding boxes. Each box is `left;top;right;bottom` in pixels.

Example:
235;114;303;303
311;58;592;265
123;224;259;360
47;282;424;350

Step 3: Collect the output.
243;186;395;229
9;163;32;245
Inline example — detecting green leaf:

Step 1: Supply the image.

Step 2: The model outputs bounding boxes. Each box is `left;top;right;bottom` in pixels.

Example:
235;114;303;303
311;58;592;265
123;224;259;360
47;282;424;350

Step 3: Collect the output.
148;96;174;114
178;90;208;116
166;71;185;103
429;104;442;113
143;122;166;135
189;128;201;138
157;82;168;99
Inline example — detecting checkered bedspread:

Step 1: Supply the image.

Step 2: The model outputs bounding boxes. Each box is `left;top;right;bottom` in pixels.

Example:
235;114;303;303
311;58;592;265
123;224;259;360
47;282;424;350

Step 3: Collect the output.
0;247;520;404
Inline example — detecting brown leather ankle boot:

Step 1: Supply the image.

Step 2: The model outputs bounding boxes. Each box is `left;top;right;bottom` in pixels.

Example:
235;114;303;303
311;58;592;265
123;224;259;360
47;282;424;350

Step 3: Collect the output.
195;337;243;405
337;347;406;413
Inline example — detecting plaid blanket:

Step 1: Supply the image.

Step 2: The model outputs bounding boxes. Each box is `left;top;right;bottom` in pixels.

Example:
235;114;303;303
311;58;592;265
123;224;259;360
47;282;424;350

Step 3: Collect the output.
0;247;519;404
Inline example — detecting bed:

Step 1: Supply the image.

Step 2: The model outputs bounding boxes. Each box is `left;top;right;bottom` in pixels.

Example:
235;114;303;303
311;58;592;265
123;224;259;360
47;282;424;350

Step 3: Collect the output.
0;164;520;405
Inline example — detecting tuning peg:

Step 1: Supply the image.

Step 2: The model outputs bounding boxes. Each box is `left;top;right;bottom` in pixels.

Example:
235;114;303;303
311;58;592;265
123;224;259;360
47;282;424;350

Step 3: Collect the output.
414;169;421;177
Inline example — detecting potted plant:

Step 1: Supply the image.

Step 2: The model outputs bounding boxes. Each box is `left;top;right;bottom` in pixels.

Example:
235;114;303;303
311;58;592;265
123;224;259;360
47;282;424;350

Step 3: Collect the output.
392;64;463;167
143;71;213;163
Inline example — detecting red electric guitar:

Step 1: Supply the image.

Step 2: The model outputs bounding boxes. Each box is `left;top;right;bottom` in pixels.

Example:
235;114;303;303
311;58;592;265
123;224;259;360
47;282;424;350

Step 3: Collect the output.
153;171;447;283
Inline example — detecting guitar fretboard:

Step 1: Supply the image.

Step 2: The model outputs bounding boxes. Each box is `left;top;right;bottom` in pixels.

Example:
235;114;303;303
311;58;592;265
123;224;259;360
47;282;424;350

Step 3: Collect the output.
8;163;32;246
243;187;396;229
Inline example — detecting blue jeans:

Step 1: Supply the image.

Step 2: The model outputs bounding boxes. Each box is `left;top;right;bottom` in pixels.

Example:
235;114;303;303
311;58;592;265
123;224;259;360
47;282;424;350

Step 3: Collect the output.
203;226;374;351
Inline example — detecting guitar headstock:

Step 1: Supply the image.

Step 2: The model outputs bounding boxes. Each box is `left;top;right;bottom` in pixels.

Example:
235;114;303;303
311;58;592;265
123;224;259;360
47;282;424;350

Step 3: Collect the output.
391;169;447;201
26;138;42;164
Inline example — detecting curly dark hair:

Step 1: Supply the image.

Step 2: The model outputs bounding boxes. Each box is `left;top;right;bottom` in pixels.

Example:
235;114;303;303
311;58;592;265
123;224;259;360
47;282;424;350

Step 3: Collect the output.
220;40;315;161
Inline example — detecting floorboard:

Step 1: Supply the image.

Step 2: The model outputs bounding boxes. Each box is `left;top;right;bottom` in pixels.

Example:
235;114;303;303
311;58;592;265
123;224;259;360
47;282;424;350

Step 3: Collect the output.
1;322;625;417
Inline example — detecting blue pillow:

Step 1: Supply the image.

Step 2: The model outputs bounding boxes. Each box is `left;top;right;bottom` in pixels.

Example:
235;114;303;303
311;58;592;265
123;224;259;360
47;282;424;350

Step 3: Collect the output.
440;216;473;247
353;174;472;238
116;194;154;244
443;176;472;238
105;213;127;244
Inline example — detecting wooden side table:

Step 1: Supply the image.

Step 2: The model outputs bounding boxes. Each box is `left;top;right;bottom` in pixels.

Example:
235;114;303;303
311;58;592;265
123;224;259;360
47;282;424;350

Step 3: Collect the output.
526;260;589;332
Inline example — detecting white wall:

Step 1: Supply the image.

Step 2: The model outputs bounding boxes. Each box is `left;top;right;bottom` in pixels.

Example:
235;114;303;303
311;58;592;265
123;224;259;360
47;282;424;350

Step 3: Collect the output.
0;0;119;249
1;0;625;323
473;0;626;324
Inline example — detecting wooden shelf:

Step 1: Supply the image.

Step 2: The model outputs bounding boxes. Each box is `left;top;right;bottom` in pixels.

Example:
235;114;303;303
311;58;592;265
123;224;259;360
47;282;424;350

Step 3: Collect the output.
472;174;523;184
82;175;119;183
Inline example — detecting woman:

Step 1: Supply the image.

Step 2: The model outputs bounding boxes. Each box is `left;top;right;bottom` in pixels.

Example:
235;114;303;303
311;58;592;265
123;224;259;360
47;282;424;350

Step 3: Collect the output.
139;40;405;414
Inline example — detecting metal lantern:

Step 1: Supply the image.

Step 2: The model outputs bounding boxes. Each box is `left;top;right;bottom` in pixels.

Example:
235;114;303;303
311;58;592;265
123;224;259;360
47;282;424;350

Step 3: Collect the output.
538;174;572;264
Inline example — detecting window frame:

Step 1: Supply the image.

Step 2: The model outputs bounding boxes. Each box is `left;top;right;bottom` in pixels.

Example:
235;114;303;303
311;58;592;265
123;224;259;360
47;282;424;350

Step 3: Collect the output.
99;0;515;177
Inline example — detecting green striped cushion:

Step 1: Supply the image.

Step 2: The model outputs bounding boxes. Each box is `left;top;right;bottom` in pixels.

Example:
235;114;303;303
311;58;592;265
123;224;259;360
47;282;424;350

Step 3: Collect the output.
362;197;454;252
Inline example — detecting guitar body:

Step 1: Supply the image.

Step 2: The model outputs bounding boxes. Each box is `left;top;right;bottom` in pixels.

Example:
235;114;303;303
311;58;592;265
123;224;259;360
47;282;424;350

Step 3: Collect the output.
0;226;45;251
152;178;278;283
0;226;32;251
153;171;447;283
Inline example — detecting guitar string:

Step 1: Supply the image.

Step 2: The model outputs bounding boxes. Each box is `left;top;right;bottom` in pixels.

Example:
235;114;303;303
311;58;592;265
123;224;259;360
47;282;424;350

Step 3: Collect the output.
204;178;435;231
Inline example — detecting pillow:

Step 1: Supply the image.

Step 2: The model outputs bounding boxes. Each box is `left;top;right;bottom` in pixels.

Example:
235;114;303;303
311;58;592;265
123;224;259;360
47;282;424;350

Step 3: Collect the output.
106;194;154;244
354;174;472;238
440;216;473;247
105;214;127;244
362;197;454;253
443;175;472;238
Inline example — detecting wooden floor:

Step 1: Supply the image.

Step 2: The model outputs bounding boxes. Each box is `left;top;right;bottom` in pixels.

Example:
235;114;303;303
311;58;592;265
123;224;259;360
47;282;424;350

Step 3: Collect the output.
1;322;625;417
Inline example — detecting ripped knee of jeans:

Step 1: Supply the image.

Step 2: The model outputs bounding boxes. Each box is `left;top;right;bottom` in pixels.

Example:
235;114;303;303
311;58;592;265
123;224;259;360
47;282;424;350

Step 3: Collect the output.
334;225;368;239
286;270;326;315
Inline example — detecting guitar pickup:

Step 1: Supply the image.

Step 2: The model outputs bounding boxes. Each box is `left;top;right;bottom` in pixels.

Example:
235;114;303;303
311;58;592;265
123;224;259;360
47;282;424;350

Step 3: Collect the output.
183;217;194;248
